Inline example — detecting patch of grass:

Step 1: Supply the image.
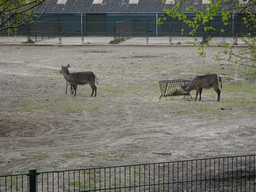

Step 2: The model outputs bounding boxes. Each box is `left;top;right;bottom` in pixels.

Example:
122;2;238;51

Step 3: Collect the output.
34;154;50;161
109;38;126;44
224;96;256;108
166;82;256;120
52;69;60;75
54;95;66;101
70;181;97;191
21;153;50;161
224;82;256;93
242;65;256;77
61;153;85;158
56;102;99;112
35;104;52;111
9;95;100;114
113;153;126;158
126;80;159;93
196;108;213;113
88;152;109;158
174;104;237;120
164;86;256;120
89;152;127;160
205;70;216;74
17;98;35;108
99;85;125;94
23;39;34;44
0;98;5;102
244;71;256;78
8;97;54;114
7;158;15;163
176;110;192;116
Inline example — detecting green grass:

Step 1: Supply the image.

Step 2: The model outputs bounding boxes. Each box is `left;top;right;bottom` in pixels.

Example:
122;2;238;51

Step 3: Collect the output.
87;152;126;159
224;82;256;93
35;104;52;110
0;98;5;102
17;98;35;108
224;96;256;108
52;69;60;75
99;85;125;94
126;80;159;94
172;101;237;120
70;181;98;191
21;153;50;161
5;95;100;114
56;102;99;112
7;97;53;114
61;153;85;158
244;71;256;78
60;152;126;160
160;81;256;120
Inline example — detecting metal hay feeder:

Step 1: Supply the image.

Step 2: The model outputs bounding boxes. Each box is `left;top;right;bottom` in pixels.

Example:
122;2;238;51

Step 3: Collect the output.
159;79;192;99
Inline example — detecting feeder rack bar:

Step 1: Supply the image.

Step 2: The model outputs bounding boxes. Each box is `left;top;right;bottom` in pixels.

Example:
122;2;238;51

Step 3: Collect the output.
159;79;192;99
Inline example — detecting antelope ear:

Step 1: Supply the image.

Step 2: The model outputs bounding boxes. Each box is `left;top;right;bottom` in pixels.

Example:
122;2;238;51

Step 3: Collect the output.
67;64;70;68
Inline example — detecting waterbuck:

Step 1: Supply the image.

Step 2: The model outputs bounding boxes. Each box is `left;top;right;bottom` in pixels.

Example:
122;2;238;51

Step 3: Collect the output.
181;74;222;102
60;65;97;97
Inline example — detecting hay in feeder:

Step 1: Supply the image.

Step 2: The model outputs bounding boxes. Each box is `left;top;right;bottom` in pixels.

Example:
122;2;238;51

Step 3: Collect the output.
159;80;192;99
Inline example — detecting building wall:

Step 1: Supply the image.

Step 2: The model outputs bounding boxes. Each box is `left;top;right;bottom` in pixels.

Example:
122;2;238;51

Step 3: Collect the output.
0;12;251;37
36;12;244;37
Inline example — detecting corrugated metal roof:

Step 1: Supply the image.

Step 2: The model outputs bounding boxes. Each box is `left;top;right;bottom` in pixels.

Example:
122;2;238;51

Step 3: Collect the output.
37;0;210;13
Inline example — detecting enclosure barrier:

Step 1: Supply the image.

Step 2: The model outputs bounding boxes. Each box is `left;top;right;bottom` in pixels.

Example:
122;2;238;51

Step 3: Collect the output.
0;154;256;191
0;20;250;45
159;79;192;99
114;20;131;40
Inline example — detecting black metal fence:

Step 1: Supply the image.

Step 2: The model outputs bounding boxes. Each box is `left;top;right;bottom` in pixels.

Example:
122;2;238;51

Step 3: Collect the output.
1;154;256;191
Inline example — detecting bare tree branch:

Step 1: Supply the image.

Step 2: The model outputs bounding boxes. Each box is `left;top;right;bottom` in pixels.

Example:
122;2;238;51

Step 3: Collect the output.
0;0;48;33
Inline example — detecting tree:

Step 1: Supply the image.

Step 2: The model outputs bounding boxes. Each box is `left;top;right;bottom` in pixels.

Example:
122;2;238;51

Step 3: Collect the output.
158;0;256;70
0;0;48;34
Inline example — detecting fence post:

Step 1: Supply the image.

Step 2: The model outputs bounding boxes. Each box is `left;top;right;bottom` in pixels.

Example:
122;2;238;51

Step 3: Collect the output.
29;169;37;192
114;22;116;40
169;23;172;44
146;25;149;44
81;12;84;44
42;22;44;40
59;20;62;44
27;25;30;41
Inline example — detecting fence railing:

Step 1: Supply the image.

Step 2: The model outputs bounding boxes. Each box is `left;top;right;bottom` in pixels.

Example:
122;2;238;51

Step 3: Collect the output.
1;154;256;191
0;20;253;45
1;20;252;38
0;19;60;42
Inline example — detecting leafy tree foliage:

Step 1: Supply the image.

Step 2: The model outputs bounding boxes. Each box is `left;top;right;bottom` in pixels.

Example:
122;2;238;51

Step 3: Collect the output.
158;0;256;68
0;0;48;33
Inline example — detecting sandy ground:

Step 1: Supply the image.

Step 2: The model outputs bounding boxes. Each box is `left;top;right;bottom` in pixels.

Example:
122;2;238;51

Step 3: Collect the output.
0;44;255;175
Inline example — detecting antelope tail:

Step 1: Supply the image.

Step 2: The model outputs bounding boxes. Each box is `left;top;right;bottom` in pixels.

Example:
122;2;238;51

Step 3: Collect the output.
95;76;99;85
218;76;222;89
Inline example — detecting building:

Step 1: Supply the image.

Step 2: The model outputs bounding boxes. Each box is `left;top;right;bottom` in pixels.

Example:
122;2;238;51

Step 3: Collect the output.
34;0;218;37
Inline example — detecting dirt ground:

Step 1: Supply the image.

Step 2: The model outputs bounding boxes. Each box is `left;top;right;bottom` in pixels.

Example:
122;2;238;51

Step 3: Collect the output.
0;44;256;175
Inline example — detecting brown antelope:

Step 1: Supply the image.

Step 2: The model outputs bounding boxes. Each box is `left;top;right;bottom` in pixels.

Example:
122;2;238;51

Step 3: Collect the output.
181;74;222;101
60;65;97;97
